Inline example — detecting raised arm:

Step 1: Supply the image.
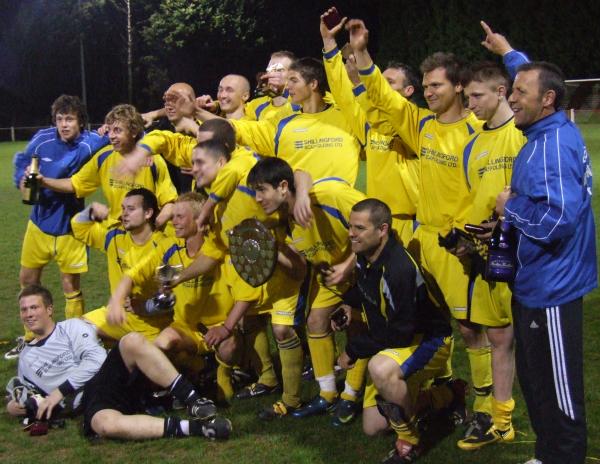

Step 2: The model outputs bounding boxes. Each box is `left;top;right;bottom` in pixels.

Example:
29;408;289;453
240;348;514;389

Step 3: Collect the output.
480;20;530;80
321;9;369;146
347;19;422;153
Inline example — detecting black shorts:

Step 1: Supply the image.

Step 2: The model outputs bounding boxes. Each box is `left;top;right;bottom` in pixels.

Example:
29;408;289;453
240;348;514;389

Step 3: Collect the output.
82;345;151;436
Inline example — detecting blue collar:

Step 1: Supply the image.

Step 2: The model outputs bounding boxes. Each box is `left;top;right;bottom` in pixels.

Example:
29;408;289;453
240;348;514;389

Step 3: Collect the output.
523;111;567;140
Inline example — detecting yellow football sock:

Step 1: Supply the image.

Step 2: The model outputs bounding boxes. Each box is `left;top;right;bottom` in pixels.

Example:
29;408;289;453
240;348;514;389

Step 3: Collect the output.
277;334;303;408
216;357;234;401
467;345;493;415
341;357;368;401
492;396;515;431
64;290;84;319
391;415;420;446
307;331;337;399
245;318;278;387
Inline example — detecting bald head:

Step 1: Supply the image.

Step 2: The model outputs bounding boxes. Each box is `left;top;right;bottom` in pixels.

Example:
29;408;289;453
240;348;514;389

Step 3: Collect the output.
163;82;196;122
217;74;251;115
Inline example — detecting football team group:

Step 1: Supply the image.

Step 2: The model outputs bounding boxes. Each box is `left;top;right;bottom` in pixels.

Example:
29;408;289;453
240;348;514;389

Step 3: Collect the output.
5;10;596;464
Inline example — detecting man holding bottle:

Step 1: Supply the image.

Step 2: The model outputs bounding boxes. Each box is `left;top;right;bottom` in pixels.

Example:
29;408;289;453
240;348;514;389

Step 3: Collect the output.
8;95;108;359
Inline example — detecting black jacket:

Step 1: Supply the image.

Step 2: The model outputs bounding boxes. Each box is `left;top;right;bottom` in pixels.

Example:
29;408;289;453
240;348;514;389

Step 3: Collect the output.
344;234;451;361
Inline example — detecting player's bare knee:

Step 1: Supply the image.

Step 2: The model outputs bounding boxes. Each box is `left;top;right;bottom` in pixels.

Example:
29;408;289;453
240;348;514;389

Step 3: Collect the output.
457;319;485;347
307;311;330;334
272;324;294;342
91;410;118;437
217;336;236;364
19;267;40;286
120;332;146;357
60;272;80;293
368;356;398;384
154;328;178;352
362;407;389;436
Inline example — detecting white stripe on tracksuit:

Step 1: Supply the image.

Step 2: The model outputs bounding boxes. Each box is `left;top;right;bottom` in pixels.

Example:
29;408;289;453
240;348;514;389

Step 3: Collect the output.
546;306;575;420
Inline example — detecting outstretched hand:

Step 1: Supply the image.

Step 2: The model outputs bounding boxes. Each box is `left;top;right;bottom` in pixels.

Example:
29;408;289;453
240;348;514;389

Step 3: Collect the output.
320;7;348;43
346;19;369;52
480;21;513;56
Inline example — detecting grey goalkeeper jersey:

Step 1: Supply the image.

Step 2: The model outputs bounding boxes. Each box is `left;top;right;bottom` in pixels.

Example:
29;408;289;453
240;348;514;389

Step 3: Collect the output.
18;319;107;397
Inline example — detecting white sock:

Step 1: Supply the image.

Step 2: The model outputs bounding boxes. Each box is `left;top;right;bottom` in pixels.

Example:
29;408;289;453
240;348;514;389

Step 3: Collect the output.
316;373;336;393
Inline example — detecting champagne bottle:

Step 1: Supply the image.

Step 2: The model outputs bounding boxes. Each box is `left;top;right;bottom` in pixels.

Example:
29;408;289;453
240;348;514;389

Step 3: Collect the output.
22;155;40;205
485;216;515;282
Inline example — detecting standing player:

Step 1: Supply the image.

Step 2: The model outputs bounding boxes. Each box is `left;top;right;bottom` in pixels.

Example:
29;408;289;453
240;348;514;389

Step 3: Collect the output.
9;95;109;359
196;57;363;187
244;50;300;121
71;188;170;342
247;157;368;419
346;19;495;436
40;104;177;227
320;10;420;247
215;74;251;120
451;62;526;450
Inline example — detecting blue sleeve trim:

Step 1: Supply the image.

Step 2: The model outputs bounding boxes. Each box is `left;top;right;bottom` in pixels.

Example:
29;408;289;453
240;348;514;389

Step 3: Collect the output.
209;192;223;202
274;114;300;155
150;163;158;184
97;150;114;169
353;84;366;97
162;244;180;264
412;220;420;232
315;204;349;229
138;143;153;154
323;47;340;60
236;185;256;198
104;228;126;251
418;115;435;133
462;134;479;191
358;64;376;76
313;176;348;186
503;50;530;80
255;101;270;120
400;336;445;378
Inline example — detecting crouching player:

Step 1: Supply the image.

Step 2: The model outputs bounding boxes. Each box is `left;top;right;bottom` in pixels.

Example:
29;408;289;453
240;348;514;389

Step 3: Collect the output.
336;199;460;463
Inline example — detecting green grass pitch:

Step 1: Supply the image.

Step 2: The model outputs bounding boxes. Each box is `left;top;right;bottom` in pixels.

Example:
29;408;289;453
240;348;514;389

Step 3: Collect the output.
0;127;598;463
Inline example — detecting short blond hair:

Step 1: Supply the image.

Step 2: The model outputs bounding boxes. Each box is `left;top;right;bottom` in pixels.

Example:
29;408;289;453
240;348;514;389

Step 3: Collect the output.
105;104;145;141
175;192;206;218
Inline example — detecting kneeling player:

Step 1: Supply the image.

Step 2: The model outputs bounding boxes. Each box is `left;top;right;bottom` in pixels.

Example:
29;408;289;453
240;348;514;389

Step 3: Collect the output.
337;199;461;463
83;332;231;441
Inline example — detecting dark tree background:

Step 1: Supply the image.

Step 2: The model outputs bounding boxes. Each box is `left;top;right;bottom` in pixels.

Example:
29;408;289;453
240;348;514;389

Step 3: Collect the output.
1;0;598;126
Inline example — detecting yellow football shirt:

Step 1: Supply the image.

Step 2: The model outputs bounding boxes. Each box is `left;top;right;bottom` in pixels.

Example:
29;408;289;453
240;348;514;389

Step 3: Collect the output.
128;236;233;327
244;95;299;121
231;104;362;186
71;219;164;293
323;47;418;216
359;64;484;233
455;117;525;227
